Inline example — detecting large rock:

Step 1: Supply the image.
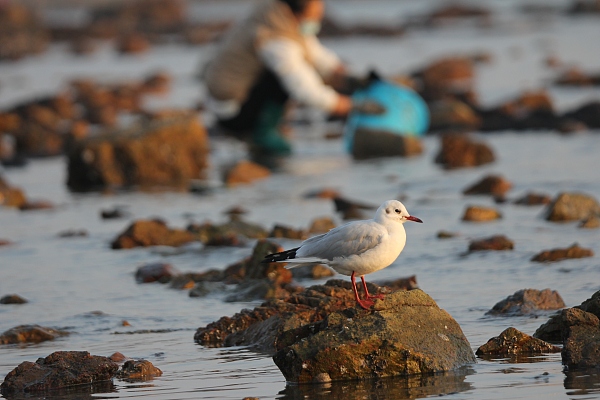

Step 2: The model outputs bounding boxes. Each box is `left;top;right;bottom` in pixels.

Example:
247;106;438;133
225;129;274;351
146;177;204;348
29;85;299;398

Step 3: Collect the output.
476;327;560;356
111;219;197;249
272;289;475;383
0;351;118;395
435;133;495;169
530;243;593;263
67;114;209;191
486;289;565;316
561;308;600;369
534;290;600;343
544;192;600;222
0;325;69;344
351;129;423;160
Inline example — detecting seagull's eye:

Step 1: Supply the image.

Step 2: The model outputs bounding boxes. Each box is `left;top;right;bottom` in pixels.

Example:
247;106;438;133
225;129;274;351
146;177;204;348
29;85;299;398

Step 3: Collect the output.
394;209;401;214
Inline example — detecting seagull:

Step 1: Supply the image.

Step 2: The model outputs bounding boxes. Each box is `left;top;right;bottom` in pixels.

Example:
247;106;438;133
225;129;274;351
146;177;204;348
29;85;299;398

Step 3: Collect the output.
263;200;422;309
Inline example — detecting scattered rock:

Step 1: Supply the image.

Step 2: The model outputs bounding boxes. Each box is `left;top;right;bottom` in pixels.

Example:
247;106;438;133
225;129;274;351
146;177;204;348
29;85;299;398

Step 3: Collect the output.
115;360;162;380
269;225;307;240
291;264;335;280
195;279;418;352
531;243;593;263
0;176;27;208
437;230;459;239
0;4;49;61
561;308;600;370
19;200;55;211
135;262;180;283
435;133;495;169
563;101;600;128
579;215;600;229
57;229;88;238
109;352;128;363
544;192;600;222
513;192;552;206
554;66;600;87
117;33;151;54
0;294;28;304
462;205;502;222
463;174;512;198
100;207;128;219
486;289;565;316
534;290;600;343
308;216;336;234
111;219;197;249
468;235;514;252
568;0;600;15
0;239;13;246
419;57;475;101
187;218;268;245
0;351;118;395
375;275;419;291
0;325;69;345
476;327;560;356
429;99;481;131
67;113;209;191
351;129;423;160
273;289;475;383
224;160;271;186
333;196;377;220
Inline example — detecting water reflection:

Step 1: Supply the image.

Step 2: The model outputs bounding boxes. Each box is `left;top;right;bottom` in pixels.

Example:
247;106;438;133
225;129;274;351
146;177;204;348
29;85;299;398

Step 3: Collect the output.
1;381;116;400
477;354;559;364
564;370;600;396
277;369;474;400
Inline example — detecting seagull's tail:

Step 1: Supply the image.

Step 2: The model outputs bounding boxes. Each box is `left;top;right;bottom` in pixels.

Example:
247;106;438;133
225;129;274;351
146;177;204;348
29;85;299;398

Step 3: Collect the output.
263;247;300;263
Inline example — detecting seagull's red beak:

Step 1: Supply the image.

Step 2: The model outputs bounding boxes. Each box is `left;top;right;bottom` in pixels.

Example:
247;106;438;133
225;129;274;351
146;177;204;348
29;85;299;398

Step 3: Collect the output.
406;215;423;223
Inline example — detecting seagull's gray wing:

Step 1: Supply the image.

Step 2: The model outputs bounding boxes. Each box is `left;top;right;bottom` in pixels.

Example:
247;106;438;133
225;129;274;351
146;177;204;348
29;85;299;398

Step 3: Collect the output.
294;220;386;263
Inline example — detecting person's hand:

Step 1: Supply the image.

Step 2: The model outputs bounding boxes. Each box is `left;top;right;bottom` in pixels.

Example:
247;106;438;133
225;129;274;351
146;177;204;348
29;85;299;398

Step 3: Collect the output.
331;95;353;116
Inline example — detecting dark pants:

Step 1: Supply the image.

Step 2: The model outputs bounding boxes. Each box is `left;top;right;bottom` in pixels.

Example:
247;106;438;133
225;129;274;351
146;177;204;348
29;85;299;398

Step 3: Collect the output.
217;69;289;135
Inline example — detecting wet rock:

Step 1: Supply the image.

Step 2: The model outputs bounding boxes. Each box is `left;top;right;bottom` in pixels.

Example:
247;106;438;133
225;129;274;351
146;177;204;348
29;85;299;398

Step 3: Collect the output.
558;119;589;134
554;67;600;87
291;264;335;280
0;325;69;344
563;101;600;128
468;235;514;252
100;207;128;219
437;230;459;239
196;279;424;355
531;243;593;263
273;289;475;383
513;192;552;206
117;33;151;54
67;114;209;191
333;196;377;220
109;352;128;363
435;133;495;169
0;294;28;304
375;275;419;291
544;192;600;222
351;129;423;160
429;99;481;131
486;289;565;316
461;205;502;222
224;160;271;186
57;229;88;238
187;218;268;244
112;219;197;249
115;359;162;380
308;216;336;234
135;262;180;283
476;327;560;356
0;4;49;61
534;290;600;342
561;308;600;370
463;175;512;198
424;3;492;25
0;176;27;208
0;351;118;395
419;57;475;101
579;215;600;229
269;225;308;240
141;71;172;95
19;200;55;211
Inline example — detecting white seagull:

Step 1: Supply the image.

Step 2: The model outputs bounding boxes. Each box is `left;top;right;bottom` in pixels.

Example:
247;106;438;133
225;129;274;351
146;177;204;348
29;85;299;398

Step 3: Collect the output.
264;200;422;309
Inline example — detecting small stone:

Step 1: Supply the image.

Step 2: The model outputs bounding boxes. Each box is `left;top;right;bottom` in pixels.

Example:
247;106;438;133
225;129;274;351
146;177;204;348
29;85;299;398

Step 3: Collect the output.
19;200;54;211
544;192;600;222
468;235;514;252
463;174;512;197
115;359;162;380
513;192;551;206
486;289;565;316
100;207;128;219
462;205;502;222
109;352;128;363
291;264;335;280
0;294;28;304
112;219;197;249
579;215;600;229
308;217;336;234
351;129;423;160
0;325;69;345
135;262;180;284
476;327;560;356
435;132;495;169
437;230;459;239
269;225;307;240
531;243;593;263
224;160;270;186
57;229;88;238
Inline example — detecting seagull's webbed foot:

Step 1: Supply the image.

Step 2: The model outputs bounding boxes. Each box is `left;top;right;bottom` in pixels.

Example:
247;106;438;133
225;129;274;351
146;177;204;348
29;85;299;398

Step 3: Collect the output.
360;275;385;301
356;298;375;310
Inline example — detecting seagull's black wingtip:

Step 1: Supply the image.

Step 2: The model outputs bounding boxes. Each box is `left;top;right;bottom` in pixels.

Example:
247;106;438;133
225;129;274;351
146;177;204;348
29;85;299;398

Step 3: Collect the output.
262;247;300;263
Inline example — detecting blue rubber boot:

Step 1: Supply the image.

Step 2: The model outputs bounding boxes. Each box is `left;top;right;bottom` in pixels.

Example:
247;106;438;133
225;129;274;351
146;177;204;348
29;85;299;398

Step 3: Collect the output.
251;101;292;157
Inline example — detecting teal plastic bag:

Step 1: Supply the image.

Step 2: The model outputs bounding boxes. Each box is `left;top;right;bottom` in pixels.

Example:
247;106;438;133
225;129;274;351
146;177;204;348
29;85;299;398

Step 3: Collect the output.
344;79;430;152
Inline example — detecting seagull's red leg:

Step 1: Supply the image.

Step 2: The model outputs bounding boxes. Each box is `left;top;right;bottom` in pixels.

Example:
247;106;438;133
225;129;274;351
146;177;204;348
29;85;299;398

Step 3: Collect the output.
351;271;374;309
361;275;385;300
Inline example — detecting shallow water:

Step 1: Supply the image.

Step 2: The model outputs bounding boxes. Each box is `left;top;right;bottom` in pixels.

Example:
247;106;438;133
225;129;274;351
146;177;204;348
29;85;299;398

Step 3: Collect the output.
2;1;600;399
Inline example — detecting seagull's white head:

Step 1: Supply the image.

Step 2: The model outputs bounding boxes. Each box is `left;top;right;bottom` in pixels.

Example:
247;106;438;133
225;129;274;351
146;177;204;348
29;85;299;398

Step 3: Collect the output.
375;200;423;225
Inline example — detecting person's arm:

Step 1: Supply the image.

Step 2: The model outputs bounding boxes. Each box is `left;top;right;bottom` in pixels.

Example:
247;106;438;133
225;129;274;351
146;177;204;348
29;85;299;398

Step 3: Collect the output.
259;38;351;115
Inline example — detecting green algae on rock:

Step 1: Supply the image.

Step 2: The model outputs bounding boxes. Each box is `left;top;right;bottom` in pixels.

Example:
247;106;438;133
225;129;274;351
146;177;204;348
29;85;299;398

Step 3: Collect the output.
273;289;475;383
